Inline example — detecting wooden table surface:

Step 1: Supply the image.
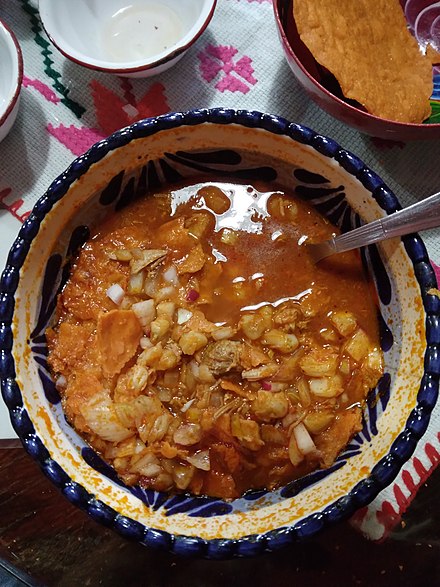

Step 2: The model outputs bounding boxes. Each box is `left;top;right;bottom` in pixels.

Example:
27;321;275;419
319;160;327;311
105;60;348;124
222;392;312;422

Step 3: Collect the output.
0;447;438;587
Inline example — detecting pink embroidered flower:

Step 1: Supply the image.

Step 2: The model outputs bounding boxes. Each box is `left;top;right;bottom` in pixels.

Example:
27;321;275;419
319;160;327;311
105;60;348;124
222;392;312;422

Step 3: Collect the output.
22;76;60;104
198;44;257;94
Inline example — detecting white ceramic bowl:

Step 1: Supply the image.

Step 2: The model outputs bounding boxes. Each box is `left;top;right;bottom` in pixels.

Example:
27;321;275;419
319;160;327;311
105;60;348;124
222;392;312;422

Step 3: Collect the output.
1;110;439;558
0;19;23;143
38;0;217;78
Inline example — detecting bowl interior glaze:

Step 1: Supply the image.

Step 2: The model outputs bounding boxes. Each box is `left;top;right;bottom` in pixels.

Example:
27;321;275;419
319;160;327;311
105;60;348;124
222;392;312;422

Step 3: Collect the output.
38;0;216;77
2;110;439;558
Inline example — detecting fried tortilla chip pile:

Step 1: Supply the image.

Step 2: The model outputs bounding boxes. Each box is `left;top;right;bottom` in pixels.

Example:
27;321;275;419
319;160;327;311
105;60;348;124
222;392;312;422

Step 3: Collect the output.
294;0;438;123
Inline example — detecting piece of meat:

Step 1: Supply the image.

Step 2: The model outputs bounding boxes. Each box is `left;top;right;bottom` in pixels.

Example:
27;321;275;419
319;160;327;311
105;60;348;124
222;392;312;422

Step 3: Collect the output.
210;442;241;473
220;378;254;399
176;243;206;274
97;309;142;376
156;217;195;250
182;310;216;335
231;414;264;451
202;468;237;499
202;340;242;375
240;343;270;369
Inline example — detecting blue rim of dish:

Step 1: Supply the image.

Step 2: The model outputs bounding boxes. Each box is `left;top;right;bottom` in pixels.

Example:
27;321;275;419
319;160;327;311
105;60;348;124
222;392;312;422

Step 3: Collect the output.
1;108;439;558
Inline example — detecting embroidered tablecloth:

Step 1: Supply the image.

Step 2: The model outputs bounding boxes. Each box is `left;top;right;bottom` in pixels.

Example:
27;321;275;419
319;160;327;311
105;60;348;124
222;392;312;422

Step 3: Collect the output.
0;0;439;542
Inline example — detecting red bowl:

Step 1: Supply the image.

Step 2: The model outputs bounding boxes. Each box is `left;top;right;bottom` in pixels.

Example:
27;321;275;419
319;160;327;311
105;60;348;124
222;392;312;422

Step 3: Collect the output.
273;0;440;140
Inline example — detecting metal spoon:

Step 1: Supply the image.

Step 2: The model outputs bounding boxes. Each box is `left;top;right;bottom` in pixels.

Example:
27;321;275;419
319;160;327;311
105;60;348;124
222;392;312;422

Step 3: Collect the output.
306;191;440;263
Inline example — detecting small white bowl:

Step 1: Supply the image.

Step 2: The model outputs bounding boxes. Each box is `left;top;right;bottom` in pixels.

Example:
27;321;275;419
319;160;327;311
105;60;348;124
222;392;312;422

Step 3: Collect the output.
38;0;217;78
0;19;23;143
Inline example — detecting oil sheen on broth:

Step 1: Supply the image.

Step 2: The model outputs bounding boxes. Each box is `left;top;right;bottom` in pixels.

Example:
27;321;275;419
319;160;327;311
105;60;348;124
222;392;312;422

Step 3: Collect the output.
46;179;384;499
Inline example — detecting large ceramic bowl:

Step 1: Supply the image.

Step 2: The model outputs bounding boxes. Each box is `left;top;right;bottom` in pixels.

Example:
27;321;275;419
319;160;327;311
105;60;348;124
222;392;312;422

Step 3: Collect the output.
274;0;440;140
1;109;439;558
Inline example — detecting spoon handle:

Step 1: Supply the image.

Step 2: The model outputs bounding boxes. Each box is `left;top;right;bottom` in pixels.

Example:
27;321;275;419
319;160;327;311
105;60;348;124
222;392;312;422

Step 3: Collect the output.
332;190;440;255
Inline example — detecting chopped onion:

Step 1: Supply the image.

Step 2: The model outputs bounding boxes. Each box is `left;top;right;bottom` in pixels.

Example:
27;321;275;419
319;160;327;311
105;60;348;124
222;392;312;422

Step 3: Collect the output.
106;283;125;305
186;289;199;302
189;360;200;378
163;264;179;285
173;463;195;490
139;336;153;350
340;392;349;404
270;382;287;392
198;364;215;383
288;432;304;466
132;299;155;328
128;271;144;295
187;450;210;471
181;398;196;413
177;308;193;325
173;423;202;446
282;412;297;428
209;390;223;408
81;392;133;442
155;286;175;302
212;326;235;341
119;297;133;310
261;380;272;391
131;451;160;476
141;463;162;478
143;276;158;298
56;374;67;388
293;422;317;456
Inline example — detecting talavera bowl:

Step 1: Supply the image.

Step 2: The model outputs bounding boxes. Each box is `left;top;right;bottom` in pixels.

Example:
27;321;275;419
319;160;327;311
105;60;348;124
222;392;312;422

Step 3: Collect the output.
1;109;439;558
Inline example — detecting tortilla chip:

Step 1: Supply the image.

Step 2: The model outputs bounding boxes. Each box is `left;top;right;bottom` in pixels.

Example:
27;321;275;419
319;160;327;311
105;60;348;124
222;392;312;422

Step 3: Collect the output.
176;244;207;274
97;309;142;376
294;0;433;123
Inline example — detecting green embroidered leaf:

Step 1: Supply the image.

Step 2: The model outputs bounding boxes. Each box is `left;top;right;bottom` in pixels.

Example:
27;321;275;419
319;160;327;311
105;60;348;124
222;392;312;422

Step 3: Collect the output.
20;0;86;119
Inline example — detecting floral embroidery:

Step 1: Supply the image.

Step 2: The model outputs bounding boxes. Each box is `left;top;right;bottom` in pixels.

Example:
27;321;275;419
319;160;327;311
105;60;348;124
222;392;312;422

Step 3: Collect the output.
47;80;170;155
22;76;60;104
0;188;31;223
198;44;257;94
